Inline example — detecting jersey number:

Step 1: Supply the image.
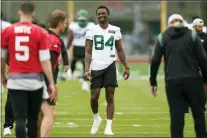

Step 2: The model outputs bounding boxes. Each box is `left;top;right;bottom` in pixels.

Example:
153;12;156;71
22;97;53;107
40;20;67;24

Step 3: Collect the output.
94;35;114;50
15;36;29;61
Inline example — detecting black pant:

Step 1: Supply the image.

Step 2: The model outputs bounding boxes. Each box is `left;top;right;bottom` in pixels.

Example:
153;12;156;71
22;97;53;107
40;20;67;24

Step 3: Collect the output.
3;92;15;129
71;46;85;78
166;78;207;138
9;88;43;138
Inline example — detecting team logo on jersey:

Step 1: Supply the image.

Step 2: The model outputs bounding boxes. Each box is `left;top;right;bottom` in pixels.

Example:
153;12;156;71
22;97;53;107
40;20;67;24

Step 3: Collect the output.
53;45;58;48
110;54;115;57
108;30;115;34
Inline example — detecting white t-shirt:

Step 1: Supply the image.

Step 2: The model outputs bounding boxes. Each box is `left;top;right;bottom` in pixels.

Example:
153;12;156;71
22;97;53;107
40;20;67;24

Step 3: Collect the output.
1;20;11;31
69;22;95;46
85;24;122;70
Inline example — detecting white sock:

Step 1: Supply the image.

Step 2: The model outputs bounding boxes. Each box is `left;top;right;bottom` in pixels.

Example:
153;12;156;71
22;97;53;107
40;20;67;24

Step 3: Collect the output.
93;113;100;120
106;119;112;128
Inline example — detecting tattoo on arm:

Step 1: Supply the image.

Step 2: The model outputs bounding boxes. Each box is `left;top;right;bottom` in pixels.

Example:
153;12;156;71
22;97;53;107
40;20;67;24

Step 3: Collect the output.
115;40;128;68
85;39;93;71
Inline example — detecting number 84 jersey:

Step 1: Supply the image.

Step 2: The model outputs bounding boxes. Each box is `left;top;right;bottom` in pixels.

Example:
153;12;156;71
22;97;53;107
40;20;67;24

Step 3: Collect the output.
85;24;122;70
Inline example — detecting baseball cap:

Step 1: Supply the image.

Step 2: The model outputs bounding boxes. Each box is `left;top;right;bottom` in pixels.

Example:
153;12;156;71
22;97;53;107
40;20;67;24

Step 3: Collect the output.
192;18;204;26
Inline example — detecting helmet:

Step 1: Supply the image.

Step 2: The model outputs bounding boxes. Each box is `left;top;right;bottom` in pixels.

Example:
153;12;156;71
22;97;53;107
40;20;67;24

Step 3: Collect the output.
76;10;88;28
77;10;88;21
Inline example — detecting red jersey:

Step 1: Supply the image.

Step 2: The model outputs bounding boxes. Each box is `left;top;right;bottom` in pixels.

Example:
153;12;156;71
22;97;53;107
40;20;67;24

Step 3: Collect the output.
47;30;62;69
1;22;49;73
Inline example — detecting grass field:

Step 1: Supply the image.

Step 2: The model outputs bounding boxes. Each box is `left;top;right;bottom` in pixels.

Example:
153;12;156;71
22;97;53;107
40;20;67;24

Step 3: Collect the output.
1;63;197;137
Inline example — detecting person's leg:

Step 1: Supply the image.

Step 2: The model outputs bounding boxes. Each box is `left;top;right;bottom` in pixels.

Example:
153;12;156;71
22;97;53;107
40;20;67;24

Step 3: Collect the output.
71;46;79;75
3;92;15;135
104;87;115;135
27;88;43;138
184;78;207;138
40;75;56;137
9;89;28;138
40;100;56;137
81;56;89;92
103;62;118;135
90;69;105;134
165;81;186;138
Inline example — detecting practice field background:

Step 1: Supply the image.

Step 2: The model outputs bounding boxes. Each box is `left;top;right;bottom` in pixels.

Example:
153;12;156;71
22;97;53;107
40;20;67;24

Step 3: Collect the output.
1;61;196;137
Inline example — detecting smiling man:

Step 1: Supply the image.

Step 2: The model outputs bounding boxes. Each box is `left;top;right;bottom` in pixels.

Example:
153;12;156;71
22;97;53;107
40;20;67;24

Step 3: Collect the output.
85;5;130;135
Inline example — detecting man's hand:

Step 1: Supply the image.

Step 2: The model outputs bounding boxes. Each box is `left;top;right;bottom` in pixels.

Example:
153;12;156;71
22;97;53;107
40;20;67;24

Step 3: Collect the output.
84;70;91;81
204;84;207;92
1;76;7;87
123;68;130;80
48;83;57;103
64;65;69;72
151;86;157;97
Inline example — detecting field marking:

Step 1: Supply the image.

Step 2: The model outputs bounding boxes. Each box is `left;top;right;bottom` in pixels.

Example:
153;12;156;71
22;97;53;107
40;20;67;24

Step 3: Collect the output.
56;103;167;107
55;118;172;121
55;112;169;115
53;124;170;127
52;131;193;134
56;107;165;110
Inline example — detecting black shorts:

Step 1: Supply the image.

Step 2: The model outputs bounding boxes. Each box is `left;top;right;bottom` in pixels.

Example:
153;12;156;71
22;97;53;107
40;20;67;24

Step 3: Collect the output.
91;62;118;89
73;46;85;59
44;66;59;106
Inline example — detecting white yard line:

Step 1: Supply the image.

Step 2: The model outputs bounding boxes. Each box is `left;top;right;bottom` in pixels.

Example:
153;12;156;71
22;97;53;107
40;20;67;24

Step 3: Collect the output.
53;124;170;127
55;112;169;115
57;103;167;107
55;118;172;121
52;131;193;134
56;107;165;110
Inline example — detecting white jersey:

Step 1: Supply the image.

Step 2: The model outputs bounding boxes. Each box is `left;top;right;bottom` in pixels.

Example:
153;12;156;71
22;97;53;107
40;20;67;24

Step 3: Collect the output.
1;20;11;31
69;22;94;47
85;24;122;70
186;23;207;33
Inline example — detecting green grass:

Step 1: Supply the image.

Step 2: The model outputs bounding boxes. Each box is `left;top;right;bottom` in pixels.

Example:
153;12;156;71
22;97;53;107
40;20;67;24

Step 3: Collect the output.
116;63;164;76
1;79;196;137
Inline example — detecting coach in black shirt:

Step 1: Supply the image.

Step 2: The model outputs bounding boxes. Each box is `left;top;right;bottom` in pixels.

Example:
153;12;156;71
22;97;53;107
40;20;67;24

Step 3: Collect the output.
150;14;207;138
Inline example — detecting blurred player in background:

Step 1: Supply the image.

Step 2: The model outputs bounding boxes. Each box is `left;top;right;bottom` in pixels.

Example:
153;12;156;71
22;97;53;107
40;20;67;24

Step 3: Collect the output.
192;18;207;48
1;13;15;136
1;3;56;138
186;16;207;33
39;10;68;137
184;18;207;114
67;9;94;92
85;5;130;135
192;18;207;131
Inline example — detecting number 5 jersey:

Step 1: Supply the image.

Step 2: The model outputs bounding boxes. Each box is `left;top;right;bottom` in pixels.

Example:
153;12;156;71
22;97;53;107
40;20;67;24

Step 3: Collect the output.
85;24;122;70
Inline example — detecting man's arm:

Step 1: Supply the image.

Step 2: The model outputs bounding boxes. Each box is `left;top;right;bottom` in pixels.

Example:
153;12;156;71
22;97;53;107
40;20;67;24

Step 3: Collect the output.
150;38;163;86
1;49;7;82
39;50;54;85
194;34;207;83
115;40;129;69
61;40;69;66
39;30;55;85
50;51;58;70
67;29;73;49
1;28;9;85
85;39;93;71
